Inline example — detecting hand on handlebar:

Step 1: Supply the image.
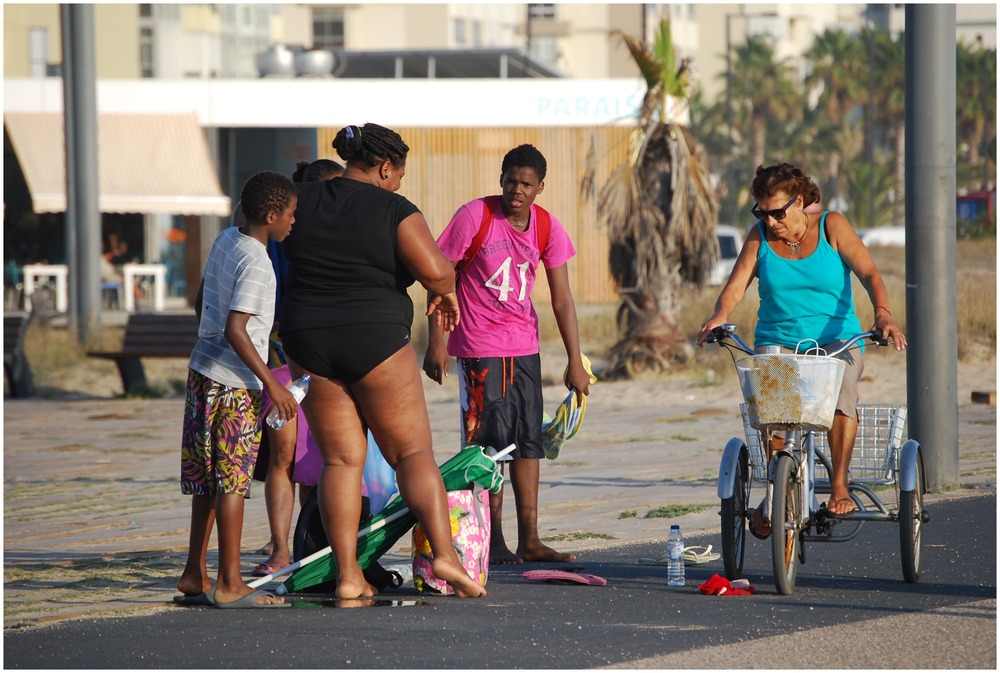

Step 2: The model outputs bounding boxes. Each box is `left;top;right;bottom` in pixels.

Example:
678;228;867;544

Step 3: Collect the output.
697;316;727;347
872;314;907;351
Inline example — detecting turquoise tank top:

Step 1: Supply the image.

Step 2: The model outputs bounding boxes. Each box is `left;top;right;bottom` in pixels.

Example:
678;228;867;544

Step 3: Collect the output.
754;212;863;351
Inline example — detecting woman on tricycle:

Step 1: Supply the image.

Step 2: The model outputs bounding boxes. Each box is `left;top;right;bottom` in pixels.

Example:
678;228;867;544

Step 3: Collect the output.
697;162;907;534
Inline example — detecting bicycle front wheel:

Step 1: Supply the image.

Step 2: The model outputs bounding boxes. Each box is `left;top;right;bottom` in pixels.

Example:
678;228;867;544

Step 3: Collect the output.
771;454;801;595
900;450;925;583
720;445;750;579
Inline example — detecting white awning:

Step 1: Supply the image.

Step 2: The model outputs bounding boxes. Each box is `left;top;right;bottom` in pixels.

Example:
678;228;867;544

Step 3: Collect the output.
4;112;231;216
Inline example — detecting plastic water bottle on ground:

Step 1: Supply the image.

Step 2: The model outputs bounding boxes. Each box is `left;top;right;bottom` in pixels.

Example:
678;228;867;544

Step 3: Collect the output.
667;524;685;587
265;374;311;430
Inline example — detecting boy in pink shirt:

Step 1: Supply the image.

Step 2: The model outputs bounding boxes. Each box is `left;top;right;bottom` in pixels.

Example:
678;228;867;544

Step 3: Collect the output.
424;144;592;564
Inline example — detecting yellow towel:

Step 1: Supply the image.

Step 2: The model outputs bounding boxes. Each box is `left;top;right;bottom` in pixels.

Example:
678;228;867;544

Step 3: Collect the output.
543;354;597;460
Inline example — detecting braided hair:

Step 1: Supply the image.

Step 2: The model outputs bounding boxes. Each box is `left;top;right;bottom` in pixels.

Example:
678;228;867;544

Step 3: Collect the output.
750;163;821;208
332;123;409;168
501;144;547;181
240;171;297;223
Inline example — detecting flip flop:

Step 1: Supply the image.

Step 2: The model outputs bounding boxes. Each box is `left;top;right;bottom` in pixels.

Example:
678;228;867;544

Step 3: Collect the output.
639;545;721;567
825;497;859;518
522;569;607;586
214;589;291;609
172;587;216;607
683;545;721;565
251;562;288;577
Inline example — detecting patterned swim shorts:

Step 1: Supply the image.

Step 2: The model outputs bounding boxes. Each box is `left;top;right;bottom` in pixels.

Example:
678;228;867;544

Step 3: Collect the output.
180;369;263;497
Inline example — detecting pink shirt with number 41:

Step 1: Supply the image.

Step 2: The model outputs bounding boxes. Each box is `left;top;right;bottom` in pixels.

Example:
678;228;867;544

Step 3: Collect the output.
436;197;576;358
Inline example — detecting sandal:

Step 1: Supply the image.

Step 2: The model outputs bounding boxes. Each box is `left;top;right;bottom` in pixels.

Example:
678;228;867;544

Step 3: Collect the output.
825;497;858;518
683;545;721;565
250;561;288;577
639;545;721;567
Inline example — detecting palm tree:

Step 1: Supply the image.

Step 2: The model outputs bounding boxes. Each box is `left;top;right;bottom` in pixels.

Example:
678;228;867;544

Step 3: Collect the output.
870;29;905;225
805;29;867;122
730;35;801;172
842;155;897;228
589;19;719;378
956;40;996;191
804;29;867;205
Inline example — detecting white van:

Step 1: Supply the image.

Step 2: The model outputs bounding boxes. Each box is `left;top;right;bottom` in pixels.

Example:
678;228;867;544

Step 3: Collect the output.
857;226;906;247
709;224;745;285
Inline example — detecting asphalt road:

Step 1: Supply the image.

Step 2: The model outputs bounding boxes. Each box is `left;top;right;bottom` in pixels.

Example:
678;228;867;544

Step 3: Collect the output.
4;495;994;669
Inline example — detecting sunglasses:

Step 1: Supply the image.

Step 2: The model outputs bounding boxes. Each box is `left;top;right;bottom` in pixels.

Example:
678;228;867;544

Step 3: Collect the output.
751;196;797;221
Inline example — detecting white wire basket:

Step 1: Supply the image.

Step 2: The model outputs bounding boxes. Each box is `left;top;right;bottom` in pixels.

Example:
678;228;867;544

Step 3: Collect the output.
735;353;846;432
741;403;908;485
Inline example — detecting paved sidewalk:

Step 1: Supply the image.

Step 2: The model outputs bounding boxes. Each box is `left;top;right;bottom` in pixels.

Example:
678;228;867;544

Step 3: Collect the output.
3;354;995;630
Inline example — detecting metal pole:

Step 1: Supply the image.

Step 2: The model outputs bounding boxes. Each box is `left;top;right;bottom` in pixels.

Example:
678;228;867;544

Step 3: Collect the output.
62;4;101;344
904;4;958;490
60;5;77;319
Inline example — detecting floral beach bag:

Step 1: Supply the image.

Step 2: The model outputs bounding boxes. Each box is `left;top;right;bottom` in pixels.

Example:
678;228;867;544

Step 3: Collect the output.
411;484;490;594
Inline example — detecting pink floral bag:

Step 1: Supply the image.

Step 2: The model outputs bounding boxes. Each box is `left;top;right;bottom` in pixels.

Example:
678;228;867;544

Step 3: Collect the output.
411;486;490;594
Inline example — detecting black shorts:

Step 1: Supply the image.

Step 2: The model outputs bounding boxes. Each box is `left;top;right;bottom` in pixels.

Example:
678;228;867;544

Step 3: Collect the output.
280;323;411;384
458;355;544;460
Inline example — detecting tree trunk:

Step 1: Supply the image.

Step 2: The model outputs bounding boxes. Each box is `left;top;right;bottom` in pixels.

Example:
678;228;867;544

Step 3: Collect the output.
750;111;767;172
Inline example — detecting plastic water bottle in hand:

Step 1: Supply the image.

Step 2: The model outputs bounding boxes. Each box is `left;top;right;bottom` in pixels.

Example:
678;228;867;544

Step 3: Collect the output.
265;374;311;430
667;524;685;587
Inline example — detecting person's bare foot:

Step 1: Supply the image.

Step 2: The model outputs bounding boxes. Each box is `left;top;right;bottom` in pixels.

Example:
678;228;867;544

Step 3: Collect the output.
517;541;576;563
336;576;377;600
261;552;290;570
490;545;523;565
431;558;487;597
213;584;285;606
177;574;212;597
827;494;858;515
255;540;275;556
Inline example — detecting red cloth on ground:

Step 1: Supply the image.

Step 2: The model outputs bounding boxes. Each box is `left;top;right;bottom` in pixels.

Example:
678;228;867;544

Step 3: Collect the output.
699;573;756;596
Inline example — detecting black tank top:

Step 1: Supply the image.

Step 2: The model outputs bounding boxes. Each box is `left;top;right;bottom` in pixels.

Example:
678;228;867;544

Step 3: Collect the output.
280;177;420;331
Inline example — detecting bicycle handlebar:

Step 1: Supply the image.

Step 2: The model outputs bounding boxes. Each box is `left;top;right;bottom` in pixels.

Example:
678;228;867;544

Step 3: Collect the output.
708;324;888;358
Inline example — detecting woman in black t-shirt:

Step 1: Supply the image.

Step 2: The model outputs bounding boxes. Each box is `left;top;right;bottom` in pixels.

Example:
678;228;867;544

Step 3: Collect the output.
280;123;486;599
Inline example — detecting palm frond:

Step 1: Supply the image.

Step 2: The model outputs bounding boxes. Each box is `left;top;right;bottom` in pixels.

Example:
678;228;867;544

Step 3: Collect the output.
611;29;660;90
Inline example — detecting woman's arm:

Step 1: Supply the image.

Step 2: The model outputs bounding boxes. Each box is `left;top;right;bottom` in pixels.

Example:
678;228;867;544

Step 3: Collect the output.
697;227;761;345
397;212;455;297
397;212;460;333
826;212;907;350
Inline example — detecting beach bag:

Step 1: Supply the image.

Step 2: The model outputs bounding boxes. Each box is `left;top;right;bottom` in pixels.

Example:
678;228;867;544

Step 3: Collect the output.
411;486;491;594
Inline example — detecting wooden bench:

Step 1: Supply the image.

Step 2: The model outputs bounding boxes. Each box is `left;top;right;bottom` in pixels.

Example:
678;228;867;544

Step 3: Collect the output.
4;313;35;398
87;313;199;394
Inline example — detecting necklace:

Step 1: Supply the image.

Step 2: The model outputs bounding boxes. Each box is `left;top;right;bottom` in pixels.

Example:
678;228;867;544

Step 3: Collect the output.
784;216;808;255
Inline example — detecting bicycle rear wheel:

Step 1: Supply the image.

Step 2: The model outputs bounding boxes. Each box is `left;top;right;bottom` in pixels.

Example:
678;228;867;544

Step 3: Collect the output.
771;454;801;595
720;446;750;579
900;450;925;583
